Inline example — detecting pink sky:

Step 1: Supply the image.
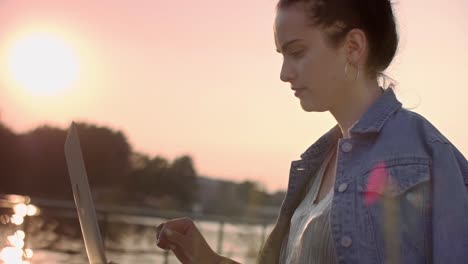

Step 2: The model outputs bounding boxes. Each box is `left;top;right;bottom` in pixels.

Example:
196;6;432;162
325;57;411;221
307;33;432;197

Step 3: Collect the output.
1;0;467;192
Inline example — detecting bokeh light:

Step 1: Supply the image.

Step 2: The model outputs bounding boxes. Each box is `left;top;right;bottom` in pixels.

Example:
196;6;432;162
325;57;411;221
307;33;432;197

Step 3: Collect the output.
24;248;34;259
0;247;23;264
26;205;38;216
10;214;24;226
13;204;27;218
7;234;24;249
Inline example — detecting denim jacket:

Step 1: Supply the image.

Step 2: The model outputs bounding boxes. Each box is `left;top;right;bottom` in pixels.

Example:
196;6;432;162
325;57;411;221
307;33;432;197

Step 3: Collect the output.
257;88;468;264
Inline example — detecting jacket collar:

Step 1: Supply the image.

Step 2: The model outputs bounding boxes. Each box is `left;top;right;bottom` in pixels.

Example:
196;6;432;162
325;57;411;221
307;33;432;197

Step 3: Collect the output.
299;87;402;159
348;87;402;135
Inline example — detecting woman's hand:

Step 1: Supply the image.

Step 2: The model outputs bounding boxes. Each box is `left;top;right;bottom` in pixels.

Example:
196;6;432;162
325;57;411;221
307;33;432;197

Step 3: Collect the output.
155;217;223;264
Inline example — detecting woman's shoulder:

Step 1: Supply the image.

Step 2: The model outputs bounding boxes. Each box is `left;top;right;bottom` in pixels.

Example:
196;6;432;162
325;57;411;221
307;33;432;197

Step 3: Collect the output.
381;107;466;164
383;107;451;145
366;107;467;184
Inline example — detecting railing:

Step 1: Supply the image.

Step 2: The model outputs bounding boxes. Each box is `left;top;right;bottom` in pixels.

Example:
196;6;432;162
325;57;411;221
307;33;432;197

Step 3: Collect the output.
1;196;276;264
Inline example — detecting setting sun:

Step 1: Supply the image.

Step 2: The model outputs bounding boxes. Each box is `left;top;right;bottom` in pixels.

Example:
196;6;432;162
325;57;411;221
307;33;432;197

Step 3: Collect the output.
6;31;80;96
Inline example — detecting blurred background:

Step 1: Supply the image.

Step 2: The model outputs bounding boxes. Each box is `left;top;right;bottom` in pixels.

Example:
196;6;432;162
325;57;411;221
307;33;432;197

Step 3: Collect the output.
0;0;467;263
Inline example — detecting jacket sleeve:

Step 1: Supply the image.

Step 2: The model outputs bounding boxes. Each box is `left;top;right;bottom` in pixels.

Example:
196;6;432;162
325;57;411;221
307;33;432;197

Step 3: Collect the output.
431;141;468;263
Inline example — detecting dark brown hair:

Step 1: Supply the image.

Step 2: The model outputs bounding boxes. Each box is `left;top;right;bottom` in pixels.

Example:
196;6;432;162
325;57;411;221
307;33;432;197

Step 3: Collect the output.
277;0;399;78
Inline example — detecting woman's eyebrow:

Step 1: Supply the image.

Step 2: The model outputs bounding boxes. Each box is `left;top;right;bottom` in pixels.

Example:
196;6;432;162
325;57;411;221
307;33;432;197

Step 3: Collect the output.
276;39;303;53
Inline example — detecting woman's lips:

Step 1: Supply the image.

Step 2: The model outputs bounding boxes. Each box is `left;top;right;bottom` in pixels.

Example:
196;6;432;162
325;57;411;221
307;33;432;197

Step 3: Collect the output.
293;88;306;97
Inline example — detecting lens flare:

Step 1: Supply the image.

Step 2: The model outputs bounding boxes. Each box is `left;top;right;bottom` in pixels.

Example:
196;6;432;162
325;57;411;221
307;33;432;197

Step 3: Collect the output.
364;162;388;205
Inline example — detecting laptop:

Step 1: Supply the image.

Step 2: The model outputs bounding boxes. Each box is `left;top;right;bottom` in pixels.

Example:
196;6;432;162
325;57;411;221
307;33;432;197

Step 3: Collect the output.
64;122;108;264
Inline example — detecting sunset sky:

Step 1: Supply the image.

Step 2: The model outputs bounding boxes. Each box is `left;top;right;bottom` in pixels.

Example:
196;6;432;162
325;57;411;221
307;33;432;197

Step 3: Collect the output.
1;0;467;192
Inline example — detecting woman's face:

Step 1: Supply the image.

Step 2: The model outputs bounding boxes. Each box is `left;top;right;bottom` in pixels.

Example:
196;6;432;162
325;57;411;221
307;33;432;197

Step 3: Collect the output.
274;3;348;112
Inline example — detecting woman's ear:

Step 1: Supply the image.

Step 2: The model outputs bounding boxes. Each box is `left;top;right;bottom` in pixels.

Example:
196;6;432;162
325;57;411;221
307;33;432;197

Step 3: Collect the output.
345;28;368;67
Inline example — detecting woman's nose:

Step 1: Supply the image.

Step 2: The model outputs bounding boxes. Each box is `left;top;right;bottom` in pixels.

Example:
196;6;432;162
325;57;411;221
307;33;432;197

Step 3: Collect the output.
280;61;295;83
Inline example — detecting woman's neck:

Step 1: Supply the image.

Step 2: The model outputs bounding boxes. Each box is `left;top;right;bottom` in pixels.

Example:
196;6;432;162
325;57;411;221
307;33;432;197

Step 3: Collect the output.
329;79;382;139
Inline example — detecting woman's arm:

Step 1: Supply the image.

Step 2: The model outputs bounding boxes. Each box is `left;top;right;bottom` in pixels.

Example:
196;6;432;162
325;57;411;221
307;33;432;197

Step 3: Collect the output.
430;141;468;263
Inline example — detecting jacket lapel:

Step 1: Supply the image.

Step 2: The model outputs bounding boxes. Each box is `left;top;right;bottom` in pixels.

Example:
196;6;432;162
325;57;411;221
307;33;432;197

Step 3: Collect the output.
257;127;341;264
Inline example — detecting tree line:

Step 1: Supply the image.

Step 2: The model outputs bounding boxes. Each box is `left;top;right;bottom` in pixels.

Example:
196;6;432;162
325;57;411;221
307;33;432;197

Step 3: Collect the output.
0;121;284;217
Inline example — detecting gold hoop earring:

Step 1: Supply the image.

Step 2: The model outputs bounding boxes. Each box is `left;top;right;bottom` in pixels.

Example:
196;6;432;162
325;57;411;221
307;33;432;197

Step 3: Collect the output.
345;62;360;81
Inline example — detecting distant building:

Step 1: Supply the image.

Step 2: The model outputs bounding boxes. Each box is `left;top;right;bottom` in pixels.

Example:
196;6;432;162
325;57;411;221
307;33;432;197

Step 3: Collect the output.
196;176;285;219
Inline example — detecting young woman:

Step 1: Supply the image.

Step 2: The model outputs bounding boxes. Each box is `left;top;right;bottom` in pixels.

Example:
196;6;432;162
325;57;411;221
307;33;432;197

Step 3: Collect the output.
155;0;468;263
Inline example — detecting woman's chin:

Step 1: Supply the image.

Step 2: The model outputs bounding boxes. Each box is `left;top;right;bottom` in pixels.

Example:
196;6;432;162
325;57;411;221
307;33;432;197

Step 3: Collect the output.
300;101;328;112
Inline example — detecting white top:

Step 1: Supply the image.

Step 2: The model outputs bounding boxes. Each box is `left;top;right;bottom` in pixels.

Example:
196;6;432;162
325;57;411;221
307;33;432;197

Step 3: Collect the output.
279;149;338;264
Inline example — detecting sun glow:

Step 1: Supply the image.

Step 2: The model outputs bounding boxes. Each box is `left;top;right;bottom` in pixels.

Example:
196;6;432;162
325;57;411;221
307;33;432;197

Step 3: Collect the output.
6;31;80;96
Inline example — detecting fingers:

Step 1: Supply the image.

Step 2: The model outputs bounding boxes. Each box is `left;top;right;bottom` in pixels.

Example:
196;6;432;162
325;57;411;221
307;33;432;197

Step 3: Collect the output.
156;218;195;250
156;231;170;250
158;226;190;252
162;227;188;249
157;226;195;263
156;223;171;250
155;223;165;242
156;218;195;242
163;217;195;233
155;223;164;236
155;218;219;264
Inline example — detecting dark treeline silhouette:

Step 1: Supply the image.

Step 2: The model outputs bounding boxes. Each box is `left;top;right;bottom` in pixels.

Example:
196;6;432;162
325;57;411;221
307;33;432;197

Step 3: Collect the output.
0;122;132;200
0;121;284;216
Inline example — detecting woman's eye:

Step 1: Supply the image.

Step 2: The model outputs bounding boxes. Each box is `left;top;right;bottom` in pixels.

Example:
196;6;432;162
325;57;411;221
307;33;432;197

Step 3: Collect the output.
290;50;304;58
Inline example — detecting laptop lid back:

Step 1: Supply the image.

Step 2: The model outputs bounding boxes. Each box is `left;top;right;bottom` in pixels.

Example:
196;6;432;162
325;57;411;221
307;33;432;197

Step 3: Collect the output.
65;122;107;264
